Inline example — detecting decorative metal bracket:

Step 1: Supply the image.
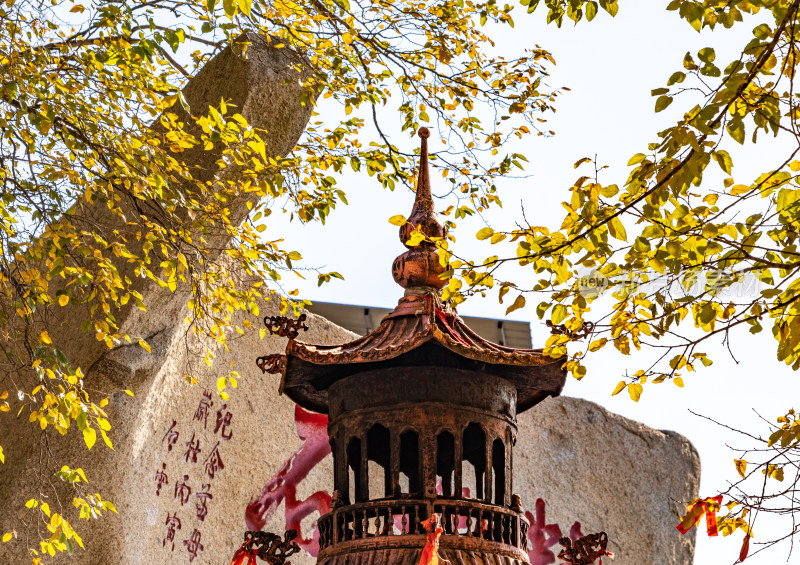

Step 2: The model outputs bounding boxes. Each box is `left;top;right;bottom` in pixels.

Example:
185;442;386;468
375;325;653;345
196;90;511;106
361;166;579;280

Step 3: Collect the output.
264;313;309;339
256;354;286;375
546;320;595;340
256;313;308;374
557;531;612;565
230;529;300;565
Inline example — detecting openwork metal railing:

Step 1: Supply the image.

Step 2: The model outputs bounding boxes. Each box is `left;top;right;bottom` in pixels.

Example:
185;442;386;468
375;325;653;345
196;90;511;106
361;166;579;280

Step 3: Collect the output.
318;498;528;552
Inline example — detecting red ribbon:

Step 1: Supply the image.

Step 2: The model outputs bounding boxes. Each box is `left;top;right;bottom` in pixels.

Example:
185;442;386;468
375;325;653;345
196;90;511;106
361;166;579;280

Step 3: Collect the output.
739;534;750;562
676;496;723;536
434;307;470;347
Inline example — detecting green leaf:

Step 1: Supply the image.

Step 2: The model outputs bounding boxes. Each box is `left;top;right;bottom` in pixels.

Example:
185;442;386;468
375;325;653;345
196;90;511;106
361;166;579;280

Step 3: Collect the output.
727;119;745;144
585;1;598;21
713;150;733;174
667;71;685;85
698;47;715;63
222;0;236;17
551;304;568;324
655;95;673;112
753;23;771;40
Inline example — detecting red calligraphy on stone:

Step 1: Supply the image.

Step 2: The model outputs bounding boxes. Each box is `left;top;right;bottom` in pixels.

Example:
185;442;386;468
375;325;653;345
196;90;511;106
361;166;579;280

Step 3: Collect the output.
154;462;169;496
196;484;213;522
185;433;201;464
163;420;179;452
175;474;192;505
204;441;225;480
245;406;332;556
163;513;181;551
193;391;214;430
184;529;204;562
215;403;233;440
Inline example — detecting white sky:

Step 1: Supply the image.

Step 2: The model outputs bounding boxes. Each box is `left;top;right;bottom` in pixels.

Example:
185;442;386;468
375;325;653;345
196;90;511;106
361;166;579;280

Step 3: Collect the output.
265;3;799;563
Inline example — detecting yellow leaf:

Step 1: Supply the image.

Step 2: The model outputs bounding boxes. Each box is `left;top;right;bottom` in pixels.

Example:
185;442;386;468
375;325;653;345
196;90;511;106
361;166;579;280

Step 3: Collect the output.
673;376;684;387
588;338;607;352
0;445;4;464
388;215;406;226
2;532;12;542
611;381;626;396
609;216;627;242
476;227;494;240
138;338;151;354
100;430;114;450
628;383;643;402
124;390;134;397
58;294;69;307
83;427;97;450
40;331;52;345
505;294;526;314
342;33;354;44
735;459;747;478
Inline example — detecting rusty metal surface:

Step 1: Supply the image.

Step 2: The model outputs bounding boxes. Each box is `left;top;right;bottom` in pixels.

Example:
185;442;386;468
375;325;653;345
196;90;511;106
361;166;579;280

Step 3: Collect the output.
281;292;565;414
289;294;553;363
317;498;529;557
317;546;528;565
392;128;448;291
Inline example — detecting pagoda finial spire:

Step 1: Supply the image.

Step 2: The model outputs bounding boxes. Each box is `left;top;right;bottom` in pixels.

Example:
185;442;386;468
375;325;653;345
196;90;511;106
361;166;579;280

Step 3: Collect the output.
391;128;448;292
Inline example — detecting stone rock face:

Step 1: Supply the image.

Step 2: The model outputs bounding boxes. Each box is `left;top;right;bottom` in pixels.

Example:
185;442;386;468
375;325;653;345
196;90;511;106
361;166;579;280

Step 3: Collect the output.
44;32;315;378
515;397;699;565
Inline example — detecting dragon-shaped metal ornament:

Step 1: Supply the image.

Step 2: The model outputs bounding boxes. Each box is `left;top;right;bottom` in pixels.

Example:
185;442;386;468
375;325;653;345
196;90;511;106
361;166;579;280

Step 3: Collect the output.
230;529;301;565
557;531;614;565
256;314;309;374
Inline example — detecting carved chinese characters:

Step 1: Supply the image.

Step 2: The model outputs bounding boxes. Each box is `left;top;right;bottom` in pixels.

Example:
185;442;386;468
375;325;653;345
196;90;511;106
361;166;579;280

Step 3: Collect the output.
155;389;234;562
